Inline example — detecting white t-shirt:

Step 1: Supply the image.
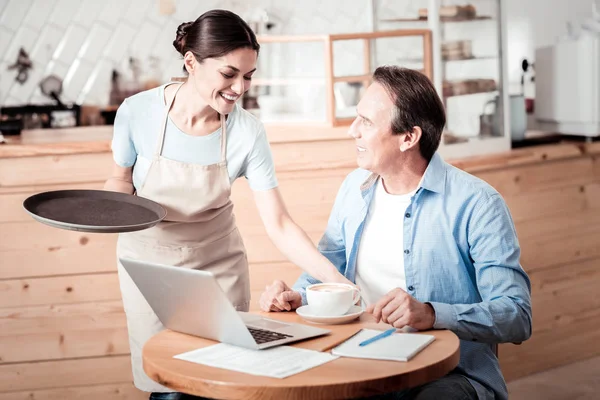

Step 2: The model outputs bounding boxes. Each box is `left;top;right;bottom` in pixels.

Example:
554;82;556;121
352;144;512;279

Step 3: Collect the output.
111;84;278;192
355;180;417;306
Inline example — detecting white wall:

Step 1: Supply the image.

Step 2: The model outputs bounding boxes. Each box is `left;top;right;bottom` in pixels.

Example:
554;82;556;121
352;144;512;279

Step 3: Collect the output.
0;0;376;107
0;0;502;108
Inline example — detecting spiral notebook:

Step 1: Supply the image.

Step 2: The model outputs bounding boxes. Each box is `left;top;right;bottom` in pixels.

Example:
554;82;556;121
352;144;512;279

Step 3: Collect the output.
331;329;435;362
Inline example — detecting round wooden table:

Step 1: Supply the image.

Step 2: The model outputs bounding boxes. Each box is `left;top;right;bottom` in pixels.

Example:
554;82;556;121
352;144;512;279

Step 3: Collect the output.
142;312;460;400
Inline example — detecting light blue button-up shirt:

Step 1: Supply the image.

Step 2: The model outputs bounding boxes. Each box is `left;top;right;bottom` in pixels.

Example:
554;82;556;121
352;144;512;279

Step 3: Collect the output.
293;152;532;400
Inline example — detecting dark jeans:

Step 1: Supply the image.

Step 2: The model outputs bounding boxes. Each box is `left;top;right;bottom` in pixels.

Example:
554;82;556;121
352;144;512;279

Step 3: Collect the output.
362;373;477;400
149;394;182;400
149;393;212;400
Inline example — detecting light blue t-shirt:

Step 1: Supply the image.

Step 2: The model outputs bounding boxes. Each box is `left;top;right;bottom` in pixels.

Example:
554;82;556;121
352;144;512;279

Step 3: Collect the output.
111;84;278;192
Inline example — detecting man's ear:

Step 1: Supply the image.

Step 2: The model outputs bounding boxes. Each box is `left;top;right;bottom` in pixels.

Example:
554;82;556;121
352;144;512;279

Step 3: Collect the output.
399;126;423;152
183;51;196;75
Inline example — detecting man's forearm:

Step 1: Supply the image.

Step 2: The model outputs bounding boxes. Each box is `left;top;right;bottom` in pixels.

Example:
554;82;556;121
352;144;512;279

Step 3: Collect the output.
428;298;532;343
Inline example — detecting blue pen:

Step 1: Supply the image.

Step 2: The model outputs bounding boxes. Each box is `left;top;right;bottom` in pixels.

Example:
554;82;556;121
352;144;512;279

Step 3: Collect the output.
359;328;397;347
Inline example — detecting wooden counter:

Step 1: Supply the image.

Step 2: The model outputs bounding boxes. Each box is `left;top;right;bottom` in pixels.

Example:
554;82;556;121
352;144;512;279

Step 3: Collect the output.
0;125;354;159
0;127;113;158
2;125;598;170
1;126;599;399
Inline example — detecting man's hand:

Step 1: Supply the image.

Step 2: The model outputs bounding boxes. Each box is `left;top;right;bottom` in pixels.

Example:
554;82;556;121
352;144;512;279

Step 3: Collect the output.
366;288;436;330
259;280;303;312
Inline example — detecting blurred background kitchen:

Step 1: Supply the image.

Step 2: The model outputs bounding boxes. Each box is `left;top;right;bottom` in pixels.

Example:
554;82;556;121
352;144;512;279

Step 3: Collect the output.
1;1;599;399
2;0;600;147
1;0;599;148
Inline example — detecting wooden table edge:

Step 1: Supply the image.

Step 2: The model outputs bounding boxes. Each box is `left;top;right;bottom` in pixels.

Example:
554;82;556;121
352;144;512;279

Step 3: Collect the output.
142;317;460;400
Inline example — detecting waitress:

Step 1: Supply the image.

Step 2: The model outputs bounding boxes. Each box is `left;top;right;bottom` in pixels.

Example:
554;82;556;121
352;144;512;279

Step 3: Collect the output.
104;9;350;399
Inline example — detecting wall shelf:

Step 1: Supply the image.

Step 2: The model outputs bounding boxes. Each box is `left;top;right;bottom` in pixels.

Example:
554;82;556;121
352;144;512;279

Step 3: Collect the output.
442;55;497;62
251;78;325;86
379;0;510;159
397;55;496;63
381;16;492;23
332;74;372;83
444;90;498;98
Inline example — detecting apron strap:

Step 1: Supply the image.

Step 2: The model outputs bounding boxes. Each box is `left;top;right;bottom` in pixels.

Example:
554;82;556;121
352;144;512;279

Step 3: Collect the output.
156;83;184;157
220;114;227;163
156;83;227;162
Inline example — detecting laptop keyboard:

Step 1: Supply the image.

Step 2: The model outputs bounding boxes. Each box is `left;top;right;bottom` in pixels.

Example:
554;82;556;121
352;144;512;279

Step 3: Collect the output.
248;327;294;344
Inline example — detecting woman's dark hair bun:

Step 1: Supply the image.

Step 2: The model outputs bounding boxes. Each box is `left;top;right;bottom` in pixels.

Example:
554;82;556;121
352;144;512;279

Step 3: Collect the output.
172;10;260;71
173;21;194;54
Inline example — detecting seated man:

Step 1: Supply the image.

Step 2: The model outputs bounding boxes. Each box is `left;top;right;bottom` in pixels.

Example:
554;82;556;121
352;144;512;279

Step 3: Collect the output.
259;66;532;400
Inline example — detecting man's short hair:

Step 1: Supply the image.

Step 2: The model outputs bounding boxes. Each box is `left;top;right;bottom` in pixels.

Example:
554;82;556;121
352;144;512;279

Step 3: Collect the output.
372;66;446;161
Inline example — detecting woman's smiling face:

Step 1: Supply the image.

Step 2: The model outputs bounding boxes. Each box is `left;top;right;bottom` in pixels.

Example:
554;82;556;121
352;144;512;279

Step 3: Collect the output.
185;47;258;114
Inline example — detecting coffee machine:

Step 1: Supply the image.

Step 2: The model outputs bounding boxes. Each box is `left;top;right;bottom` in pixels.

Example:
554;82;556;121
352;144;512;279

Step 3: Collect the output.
535;29;600;137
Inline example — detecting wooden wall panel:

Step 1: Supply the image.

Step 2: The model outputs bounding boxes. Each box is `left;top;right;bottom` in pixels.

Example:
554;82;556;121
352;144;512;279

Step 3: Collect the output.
0;222;117;279
0;153;112;188
514;209;600;241
1;327;129;363
0;273;121;308
270;139;356;172
0;301;126;337
519;223;600;272
504;182;600;223
591;150;600;176
481;153;600;380
241;230;323;264
451;143;583;173
0;355;134;392
0;301;127;364
0;383;146;400
500;307;600;381
230;168;347;233
527;258;600;335
499;257;600;379
475;156;597;196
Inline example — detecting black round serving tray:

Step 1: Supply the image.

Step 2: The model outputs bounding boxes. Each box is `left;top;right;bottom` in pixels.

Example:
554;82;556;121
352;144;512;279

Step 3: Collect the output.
23;190;167;233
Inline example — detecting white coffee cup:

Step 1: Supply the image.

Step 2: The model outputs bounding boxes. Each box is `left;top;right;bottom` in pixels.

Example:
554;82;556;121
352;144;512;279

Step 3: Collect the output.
305;283;362;317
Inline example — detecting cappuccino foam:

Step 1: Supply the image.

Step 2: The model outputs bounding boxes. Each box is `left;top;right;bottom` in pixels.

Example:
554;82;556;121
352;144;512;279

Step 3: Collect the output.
310;285;352;293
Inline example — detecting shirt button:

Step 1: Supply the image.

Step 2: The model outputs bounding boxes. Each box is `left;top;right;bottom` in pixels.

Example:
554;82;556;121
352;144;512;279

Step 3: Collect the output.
405;212;411;218
408;285;414;291
404;249;410;254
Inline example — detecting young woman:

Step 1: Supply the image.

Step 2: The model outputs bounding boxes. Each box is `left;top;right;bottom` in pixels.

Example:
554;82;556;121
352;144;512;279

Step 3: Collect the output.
104;9;350;399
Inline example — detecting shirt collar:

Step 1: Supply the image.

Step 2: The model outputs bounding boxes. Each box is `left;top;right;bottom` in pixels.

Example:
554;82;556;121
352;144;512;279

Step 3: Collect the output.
419;152;446;194
359;152;446;195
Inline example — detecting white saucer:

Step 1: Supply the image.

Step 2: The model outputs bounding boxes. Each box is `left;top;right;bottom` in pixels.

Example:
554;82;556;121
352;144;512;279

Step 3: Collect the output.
296;305;364;325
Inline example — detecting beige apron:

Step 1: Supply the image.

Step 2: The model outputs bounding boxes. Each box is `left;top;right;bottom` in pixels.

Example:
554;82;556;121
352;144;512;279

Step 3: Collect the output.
116;83;250;392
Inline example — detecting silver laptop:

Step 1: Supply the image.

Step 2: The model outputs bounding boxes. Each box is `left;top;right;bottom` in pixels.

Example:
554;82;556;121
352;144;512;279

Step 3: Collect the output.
120;257;330;350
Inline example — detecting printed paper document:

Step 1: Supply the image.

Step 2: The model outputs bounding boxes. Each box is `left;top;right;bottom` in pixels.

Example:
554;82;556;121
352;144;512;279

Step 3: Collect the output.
174;343;339;378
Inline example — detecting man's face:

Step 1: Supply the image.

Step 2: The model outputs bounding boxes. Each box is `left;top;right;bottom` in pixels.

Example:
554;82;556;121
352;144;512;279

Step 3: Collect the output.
348;82;403;174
